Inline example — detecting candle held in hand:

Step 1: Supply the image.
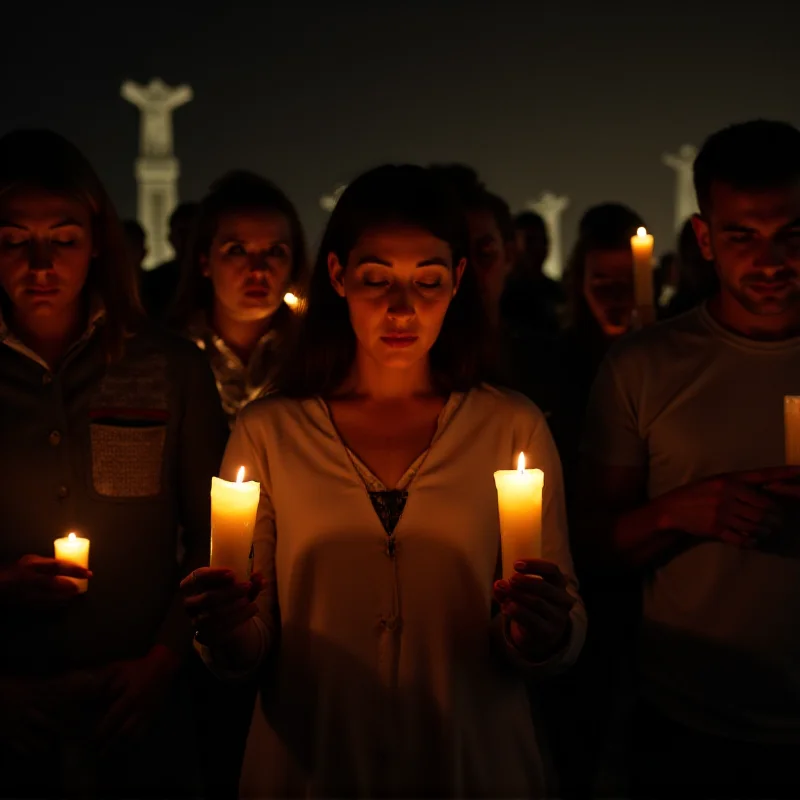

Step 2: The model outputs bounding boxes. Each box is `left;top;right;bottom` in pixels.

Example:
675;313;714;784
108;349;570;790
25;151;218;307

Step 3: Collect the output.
494;453;544;580
785;396;800;465
631;227;655;325
53;532;90;593
211;466;260;581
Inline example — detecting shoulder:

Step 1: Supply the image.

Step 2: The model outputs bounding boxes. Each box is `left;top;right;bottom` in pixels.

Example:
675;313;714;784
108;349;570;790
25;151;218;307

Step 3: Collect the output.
234;393;320;437
123;322;214;378
605;307;707;372
467;384;550;436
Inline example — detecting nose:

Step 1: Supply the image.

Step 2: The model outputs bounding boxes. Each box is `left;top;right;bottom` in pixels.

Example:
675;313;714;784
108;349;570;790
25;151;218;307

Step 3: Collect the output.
29;240;54;273
248;251;271;273
387;282;415;320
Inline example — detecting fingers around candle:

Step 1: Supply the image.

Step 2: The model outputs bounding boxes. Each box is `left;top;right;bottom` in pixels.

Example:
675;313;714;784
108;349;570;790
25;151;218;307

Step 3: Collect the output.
513;559;567;586
508;574;576;608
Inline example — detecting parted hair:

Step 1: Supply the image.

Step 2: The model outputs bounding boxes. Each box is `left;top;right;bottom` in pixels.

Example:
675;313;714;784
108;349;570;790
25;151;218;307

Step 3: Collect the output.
279;164;491;398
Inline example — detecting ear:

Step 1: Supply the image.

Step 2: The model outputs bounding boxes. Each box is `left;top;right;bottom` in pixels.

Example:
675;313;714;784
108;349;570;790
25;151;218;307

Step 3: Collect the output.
328;252;346;298
199;253;210;278
452;257;467;297
690;213;714;262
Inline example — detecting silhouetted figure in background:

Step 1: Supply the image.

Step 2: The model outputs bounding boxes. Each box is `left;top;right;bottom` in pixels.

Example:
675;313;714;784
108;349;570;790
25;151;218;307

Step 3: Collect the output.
501;211;564;337
171;171;308;428
665;217;719;317
539;203;646;799
141;202;198;320
122;219;147;273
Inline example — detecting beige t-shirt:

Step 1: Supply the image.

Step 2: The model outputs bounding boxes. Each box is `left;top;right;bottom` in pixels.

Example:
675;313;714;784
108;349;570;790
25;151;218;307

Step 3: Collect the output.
213;385;586;798
583;303;800;744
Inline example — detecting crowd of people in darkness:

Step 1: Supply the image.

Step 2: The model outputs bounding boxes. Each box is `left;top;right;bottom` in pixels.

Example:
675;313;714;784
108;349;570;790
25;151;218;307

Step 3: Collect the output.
1;118;799;799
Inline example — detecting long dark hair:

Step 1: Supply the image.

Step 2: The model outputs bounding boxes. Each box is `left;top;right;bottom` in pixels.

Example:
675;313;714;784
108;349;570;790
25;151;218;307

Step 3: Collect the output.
0;129;142;360
170;170;309;331
279;164;489;398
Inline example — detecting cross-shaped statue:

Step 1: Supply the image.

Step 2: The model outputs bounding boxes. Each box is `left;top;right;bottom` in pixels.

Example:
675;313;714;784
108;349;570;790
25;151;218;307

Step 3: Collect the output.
662;144;699;232
320;184;347;213
526;192;570;280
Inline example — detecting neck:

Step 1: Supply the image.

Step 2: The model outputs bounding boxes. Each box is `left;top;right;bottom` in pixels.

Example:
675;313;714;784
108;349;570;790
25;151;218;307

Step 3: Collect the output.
211;302;275;364
10;300;86;368
708;293;800;341
344;349;435;401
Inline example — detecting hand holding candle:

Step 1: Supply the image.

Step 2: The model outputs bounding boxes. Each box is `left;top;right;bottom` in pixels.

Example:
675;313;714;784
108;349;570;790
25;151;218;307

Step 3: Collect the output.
53;532;90;593
494;453;544;579
631;226;655;326
210;466;260;581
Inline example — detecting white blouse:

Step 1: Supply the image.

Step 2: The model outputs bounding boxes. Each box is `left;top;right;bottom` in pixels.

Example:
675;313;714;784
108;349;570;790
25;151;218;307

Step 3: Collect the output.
206;384;586;798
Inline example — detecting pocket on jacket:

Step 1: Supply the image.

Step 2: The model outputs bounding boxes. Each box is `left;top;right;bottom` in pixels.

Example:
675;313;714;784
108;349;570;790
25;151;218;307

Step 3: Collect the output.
89;422;166;498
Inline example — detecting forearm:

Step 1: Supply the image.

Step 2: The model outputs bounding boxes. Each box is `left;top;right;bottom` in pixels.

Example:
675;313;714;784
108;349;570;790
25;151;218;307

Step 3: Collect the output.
581;499;683;570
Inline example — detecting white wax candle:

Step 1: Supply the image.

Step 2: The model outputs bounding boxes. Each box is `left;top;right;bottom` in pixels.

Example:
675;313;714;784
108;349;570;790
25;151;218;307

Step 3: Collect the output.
631;226;655;315
494;453;544;580
785;396;800;465
53;532;90;593
211;466;260;581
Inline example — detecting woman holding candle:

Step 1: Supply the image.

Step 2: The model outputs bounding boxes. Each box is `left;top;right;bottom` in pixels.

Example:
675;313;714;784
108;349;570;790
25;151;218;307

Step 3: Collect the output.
0;129;228;797
183;165;586;798
171;170;309;427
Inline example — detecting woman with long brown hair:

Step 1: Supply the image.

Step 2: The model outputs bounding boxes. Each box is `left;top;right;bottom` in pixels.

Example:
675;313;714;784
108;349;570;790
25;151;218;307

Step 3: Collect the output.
171;170;308;426
182;165;585;799
0;129;227;797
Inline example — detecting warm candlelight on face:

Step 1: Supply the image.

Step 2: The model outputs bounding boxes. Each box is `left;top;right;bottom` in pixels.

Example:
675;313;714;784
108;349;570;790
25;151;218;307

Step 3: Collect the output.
631;226;655;317
785;397;800;465
210;466;260;581
53;531;90;593
494;452;544;579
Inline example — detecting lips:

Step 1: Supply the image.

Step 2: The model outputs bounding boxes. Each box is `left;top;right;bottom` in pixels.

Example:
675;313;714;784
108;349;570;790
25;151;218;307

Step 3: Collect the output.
380;333;419;348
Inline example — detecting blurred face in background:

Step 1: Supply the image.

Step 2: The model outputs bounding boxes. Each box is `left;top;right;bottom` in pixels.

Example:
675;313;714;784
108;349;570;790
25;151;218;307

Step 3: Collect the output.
583;247;635;337
201;208;294;326
329;223;464;372
466;209;514;317
0;186;93;328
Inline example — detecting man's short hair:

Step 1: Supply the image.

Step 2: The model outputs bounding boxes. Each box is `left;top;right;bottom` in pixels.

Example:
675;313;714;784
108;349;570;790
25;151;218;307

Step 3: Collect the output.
693;120;800;215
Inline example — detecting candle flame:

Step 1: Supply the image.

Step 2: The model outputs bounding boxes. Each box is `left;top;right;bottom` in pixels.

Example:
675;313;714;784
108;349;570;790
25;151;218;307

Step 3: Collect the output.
517;452;526;474
236;466;245;484
284;292;299;309
637;226;647;238
67;532;76;542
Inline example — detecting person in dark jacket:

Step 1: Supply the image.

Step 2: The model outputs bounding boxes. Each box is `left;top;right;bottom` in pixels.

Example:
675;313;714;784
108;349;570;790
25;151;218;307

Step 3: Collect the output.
0;129;228;798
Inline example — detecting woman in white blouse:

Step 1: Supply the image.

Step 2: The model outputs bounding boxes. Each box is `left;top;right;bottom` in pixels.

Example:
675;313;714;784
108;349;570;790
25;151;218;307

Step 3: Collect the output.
182;165;586;799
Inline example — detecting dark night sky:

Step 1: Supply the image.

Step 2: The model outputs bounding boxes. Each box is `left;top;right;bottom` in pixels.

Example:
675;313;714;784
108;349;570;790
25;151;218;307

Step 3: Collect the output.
2;0;799;256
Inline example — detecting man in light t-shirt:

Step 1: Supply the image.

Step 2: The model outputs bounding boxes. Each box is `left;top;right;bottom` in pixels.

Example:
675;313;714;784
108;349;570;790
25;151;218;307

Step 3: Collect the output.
580;120;800;798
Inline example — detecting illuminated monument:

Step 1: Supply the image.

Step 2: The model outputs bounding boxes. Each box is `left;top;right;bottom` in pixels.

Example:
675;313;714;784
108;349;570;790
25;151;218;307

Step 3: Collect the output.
121;78;192;268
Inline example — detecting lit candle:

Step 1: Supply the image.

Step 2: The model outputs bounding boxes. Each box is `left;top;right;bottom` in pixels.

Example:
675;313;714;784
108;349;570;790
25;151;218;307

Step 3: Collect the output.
53;532;90;594
211;466;260;580
283;292;299;309
494;453;544;579
631;226;655;325
785;396;800;465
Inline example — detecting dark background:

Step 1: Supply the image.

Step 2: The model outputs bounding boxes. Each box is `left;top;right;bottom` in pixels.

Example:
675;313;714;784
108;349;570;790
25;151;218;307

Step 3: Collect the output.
2;0;798;256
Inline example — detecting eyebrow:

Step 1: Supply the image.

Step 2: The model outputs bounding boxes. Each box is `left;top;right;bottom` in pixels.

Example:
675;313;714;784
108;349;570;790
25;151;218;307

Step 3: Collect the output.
355;255;449;268
220;237;291;246
721;218;800;234
0;218;84;230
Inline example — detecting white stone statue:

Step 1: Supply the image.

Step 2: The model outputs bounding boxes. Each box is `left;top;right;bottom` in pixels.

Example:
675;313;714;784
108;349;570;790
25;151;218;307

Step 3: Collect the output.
121;78;192;268
320;184;347;212
121;79;192;158
663;144;699;232
526;192;570;280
